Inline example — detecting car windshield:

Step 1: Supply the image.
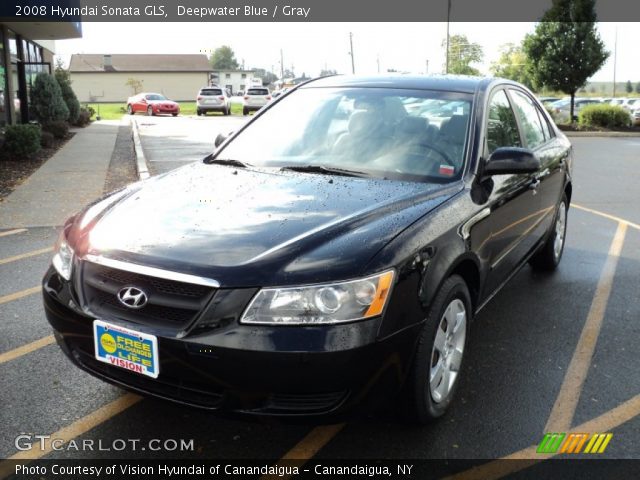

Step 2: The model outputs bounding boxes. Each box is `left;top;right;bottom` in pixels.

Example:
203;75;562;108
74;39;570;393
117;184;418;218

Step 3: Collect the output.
217;87;472;183
247;88;269;95
201;89;222;96
145;94;167;101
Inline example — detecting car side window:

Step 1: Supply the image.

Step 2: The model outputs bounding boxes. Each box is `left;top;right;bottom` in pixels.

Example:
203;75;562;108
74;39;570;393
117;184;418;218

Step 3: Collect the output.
486;90;521;155
509;90;546;149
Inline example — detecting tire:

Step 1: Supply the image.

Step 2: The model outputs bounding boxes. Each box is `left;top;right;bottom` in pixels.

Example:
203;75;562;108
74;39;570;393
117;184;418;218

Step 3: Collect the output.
529;194;568;271
403;274;471;424
225;107;230;116
147;106;154;116
196;110;201;116
172;113;178;117
127;105;134;115
243;107;248;116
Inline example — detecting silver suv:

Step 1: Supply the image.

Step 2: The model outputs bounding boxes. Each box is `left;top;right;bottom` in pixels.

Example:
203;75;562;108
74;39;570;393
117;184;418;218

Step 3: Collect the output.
197;87;230;116
243;87;271;115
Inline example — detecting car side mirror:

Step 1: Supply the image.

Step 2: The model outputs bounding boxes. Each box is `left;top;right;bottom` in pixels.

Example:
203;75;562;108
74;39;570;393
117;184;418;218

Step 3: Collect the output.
484;147;540;176
214;131;233;148
141;98;147;103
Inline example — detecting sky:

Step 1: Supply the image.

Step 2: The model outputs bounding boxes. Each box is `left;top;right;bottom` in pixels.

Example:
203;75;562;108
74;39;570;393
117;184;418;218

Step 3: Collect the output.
53;22;638;83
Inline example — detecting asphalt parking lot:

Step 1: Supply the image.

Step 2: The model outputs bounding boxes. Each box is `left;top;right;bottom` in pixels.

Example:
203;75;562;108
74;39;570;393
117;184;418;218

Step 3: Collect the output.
134;114;249;175
0;135;639;478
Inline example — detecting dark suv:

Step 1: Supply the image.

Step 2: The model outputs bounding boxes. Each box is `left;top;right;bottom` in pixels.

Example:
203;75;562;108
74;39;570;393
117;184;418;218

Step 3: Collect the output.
44;75;572;423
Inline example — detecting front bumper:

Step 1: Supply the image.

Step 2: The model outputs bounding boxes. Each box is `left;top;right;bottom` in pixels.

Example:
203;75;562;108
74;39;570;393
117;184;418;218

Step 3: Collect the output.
43;267;421;418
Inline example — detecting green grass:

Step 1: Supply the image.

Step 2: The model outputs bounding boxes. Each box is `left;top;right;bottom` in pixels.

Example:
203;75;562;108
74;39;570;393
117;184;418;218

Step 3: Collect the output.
85;101;246;119
84;103;126;121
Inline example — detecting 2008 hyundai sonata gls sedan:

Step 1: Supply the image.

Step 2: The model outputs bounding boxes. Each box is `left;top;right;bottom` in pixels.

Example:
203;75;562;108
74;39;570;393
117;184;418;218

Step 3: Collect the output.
44;75;573;423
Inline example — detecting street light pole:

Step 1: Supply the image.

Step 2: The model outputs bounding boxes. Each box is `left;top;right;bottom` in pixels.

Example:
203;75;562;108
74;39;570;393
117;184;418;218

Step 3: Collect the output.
612;27;617;98
349;32;355;74
445;0;451;74
280;49;284;80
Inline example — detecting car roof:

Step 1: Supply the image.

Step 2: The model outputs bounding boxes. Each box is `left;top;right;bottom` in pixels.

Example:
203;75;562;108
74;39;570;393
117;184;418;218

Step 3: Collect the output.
301;74;494;94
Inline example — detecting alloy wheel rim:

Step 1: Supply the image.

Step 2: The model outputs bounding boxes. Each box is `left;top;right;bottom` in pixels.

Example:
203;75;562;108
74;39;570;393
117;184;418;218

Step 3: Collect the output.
554;202;567;260
429;298;467;404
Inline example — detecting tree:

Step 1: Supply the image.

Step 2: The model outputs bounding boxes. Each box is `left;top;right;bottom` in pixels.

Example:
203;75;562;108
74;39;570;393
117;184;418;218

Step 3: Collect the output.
636;82;640;94
209;46;239;70
30;72;69;124
443;34;483;75
523;0;608;122
625;80;633;93
125;77;144;95
54;58;80;124
252;68;278;85
490;43;533;88
54;57;70;85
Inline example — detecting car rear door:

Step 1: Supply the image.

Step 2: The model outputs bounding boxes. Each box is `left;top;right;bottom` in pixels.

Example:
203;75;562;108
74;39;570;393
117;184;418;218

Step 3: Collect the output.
478;88;546;297
508;88;566;236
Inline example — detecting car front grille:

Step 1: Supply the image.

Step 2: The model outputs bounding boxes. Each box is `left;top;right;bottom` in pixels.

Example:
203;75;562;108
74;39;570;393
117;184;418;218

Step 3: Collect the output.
81;261;216;331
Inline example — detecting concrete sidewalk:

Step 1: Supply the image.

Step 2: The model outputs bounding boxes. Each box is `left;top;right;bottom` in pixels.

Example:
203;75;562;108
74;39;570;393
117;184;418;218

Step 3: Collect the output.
0;119;126;229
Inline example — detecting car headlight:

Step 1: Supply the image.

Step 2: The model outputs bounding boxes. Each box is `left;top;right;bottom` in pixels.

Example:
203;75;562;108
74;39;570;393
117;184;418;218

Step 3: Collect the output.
240;270;395;325
52;230;75;281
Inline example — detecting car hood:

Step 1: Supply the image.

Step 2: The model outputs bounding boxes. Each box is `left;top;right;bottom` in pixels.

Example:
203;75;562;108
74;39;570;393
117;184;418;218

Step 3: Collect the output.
79;163;461;287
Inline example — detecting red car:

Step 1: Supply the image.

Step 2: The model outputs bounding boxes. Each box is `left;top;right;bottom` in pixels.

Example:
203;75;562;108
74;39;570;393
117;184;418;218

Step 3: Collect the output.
127;93;180;116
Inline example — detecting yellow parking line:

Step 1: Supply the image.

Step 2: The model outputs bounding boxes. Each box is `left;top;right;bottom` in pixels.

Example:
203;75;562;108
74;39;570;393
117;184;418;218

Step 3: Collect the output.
442;393;640;480
261;424;345;480
0;247;52;266
0;286;41;305
573;203;640;231
0;228;27;238
0;336;55;365
544;222;627;432
0;393;142;477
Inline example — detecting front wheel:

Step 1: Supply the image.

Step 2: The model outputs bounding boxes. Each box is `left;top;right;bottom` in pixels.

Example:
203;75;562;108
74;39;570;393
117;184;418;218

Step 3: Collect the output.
529;194;568;271
172;113;178;117
127;105;134;115
243;107;248;116
403;275;471;424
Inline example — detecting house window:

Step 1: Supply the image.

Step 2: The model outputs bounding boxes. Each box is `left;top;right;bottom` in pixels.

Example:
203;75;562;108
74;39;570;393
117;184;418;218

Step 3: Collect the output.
241;73;247;79
225;73;231;79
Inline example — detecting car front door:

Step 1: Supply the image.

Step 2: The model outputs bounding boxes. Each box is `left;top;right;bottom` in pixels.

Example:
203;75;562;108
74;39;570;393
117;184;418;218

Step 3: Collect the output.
477;88;545;297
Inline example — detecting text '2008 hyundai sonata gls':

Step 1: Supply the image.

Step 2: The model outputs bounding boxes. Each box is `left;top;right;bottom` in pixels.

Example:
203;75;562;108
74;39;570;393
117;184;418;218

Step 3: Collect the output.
44;75;572;423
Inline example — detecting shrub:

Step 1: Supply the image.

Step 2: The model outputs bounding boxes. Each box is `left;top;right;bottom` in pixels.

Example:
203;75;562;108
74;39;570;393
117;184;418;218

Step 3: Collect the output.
3;124;41;157
43;120;69;139
75;108;91;127
57;79;81;124
83;105;96;119
30;73;69;124
40;130;55;148
578;104;631;129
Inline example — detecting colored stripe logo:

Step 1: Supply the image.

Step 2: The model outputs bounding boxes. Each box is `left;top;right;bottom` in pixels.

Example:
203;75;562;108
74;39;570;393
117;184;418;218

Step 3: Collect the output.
537;433;612;454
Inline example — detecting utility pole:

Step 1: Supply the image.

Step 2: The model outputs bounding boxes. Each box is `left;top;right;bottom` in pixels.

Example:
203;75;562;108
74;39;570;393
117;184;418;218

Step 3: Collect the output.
377;54;380;73
349;32;355;74
612;27;618;98
425;59;429;74
445;0;451;74
280;49;284;80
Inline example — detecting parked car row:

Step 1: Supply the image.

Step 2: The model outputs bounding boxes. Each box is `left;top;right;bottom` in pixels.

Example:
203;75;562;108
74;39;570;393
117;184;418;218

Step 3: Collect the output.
544;96;640;124
125;86;288;118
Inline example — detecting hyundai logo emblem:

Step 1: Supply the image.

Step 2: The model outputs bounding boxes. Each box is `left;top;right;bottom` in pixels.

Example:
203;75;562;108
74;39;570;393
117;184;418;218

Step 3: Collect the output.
116;286;148;309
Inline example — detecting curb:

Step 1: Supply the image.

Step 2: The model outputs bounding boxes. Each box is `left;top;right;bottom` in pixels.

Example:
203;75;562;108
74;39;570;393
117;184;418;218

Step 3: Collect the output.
563;131;640;138
130;116;150;180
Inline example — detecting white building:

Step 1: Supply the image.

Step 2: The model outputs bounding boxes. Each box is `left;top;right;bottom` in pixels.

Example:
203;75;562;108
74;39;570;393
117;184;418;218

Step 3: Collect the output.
210;70;259;95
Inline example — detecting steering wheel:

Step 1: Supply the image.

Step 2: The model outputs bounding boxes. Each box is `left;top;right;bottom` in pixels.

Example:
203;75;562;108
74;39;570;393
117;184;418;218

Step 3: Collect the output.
415;142;456;167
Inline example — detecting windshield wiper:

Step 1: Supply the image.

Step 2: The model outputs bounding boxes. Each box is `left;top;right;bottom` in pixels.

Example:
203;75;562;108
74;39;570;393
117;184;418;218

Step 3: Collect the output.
203;156;250;168
280;165;368;177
